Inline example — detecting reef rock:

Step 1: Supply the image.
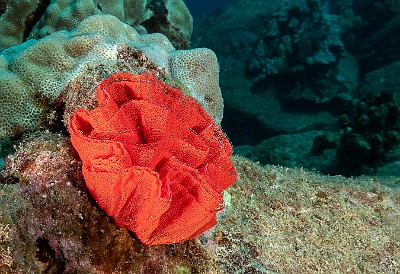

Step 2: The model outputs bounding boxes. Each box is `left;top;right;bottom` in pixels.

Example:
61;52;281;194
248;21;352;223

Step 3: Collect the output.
0;131;220;273
357;61;400;99
1;134;399;272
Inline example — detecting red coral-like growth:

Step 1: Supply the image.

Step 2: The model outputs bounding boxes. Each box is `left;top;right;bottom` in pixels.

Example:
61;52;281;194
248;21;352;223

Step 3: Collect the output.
68;72;236;245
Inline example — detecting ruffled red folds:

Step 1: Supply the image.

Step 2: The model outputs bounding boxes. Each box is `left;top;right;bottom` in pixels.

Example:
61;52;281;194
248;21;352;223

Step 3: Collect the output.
68;72;236;245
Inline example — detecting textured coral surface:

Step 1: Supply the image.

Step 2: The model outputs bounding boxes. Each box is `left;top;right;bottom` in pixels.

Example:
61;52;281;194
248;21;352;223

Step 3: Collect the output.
69;72;236;245
0;14;223;140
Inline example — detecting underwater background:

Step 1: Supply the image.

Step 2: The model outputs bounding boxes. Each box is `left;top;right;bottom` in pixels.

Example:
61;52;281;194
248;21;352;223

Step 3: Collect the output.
0;0;399;272
189;0;400;180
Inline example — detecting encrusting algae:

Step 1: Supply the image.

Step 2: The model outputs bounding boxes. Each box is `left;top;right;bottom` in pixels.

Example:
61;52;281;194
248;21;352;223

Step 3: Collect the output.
0;132;399;272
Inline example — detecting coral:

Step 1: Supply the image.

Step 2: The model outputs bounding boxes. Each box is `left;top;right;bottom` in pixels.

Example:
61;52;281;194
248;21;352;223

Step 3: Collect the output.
57;44;165;126
0;14;224;140
336;91;400;175
246;0;349;103
0;131;221;272
69;72;236;245
168;48;224;122
0;0;41;51
307;91;400;176
0;0;192;51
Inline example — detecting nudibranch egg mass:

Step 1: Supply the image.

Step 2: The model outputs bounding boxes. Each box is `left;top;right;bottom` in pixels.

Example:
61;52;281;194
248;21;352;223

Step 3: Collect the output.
68;72;236;245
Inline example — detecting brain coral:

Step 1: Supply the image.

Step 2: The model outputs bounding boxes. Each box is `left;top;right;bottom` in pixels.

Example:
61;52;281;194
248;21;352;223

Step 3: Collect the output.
0;0;192;51
0;14;223;140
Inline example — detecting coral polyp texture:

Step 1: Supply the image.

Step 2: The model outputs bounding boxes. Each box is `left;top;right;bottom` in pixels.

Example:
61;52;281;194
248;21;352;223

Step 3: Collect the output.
0;0;192;51
0;14;223;140
68;72;236;245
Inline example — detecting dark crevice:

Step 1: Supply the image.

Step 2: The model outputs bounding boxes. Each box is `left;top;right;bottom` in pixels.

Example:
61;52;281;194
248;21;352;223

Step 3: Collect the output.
36;237;66;273
0;1;6;16
222;104;274;146
141;0;169;34
22;0;51;41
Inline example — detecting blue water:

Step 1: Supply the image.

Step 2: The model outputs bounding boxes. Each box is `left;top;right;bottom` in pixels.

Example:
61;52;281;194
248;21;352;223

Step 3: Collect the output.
184;0;233;18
